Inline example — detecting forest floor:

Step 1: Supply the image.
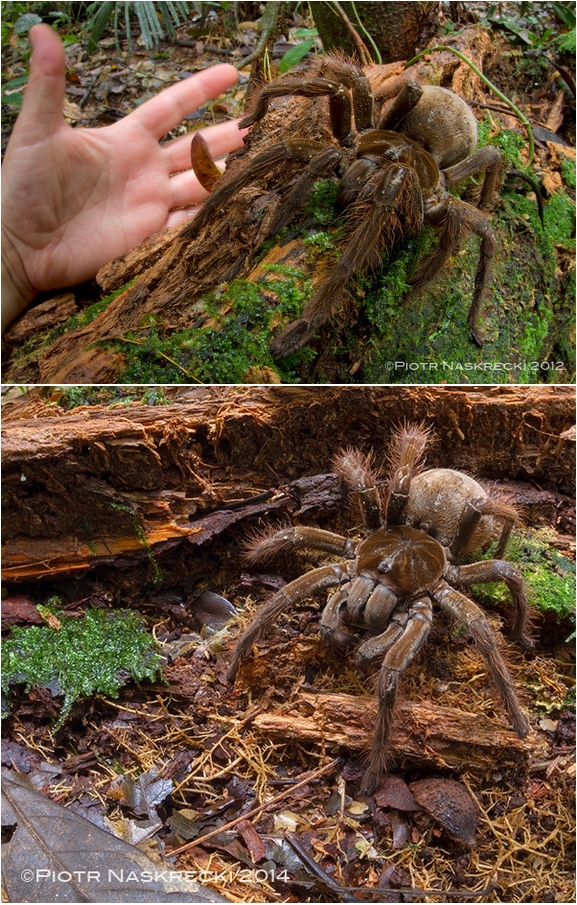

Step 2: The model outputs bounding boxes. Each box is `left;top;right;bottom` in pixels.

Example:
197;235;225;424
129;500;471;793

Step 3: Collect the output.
1;385;575;902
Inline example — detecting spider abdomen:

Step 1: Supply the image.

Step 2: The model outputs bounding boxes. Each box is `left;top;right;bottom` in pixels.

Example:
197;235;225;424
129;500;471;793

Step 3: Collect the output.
357;525;445;595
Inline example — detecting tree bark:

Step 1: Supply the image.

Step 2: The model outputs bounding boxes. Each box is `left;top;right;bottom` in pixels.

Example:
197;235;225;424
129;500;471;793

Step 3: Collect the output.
2;385;574;583
252;691;534;772
311;1;438;64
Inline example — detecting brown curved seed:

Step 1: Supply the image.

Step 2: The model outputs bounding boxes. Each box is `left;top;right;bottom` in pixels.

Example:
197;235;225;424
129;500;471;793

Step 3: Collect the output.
409;777;480;846
190;132;222;192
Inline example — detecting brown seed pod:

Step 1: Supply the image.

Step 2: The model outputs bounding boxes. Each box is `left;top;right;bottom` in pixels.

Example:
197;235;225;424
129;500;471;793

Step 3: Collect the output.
409;778;480;846
374;774;419;812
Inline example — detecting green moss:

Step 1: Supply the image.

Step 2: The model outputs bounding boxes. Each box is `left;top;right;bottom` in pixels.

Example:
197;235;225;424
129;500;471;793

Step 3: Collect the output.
11;282;134;372
473;528;576;629
2;604;161;726
114;269;315;384
491;128;526;169
560;158;576;190
109;500;162;584
52;386;170;410
304;178;340;225
476;118;527;169
304;230;340;254
543;191;576;247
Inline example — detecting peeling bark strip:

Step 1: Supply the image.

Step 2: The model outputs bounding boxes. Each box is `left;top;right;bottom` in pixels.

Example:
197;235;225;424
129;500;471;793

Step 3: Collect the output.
1;386;574;582
253;691;534;772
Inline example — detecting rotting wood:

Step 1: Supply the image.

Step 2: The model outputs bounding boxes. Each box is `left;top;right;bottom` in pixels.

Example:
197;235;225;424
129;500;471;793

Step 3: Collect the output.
3;27;562;385
2;386;574;583
252;691;534;773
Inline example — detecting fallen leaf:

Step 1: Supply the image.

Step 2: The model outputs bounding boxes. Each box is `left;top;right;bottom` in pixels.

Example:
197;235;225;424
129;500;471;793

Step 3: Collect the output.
236;819;266;862
1;769;228;902
374;775;419;812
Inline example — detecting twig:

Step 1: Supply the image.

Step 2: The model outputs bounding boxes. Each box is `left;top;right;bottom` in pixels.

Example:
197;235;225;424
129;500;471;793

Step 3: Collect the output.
285;836;497;901
329;1;373;66
168;756;341;855
348;0;381;64
235;0;282;71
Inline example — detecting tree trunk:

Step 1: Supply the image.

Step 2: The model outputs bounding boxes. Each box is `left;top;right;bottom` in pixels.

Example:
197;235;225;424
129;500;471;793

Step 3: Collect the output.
311;1;438;64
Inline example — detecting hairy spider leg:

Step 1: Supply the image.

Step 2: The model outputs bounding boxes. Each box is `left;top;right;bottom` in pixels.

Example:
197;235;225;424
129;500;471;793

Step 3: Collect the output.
269;162;425;358
334;448;383;531
181;139;330;242
360;596;433;794
240;77;354;144
387;421;431;476
443;145;504;211
434;582;530;737
450;560;532;649
317;55;375;132
376;79;423;130
384;422;432;525
410;198;498;346
319;586;358;652
227;563;350;682
245;525;356;564
450;496;518;561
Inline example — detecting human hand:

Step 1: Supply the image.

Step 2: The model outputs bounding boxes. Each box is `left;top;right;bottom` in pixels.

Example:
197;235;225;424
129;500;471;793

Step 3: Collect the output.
1;23;245;332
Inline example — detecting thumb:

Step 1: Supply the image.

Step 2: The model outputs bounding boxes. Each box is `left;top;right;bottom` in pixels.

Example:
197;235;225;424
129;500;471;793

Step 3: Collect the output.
13;24;67;143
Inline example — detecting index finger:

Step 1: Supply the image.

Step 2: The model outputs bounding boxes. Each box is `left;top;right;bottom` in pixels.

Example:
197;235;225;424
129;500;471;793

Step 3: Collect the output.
132;64;240;138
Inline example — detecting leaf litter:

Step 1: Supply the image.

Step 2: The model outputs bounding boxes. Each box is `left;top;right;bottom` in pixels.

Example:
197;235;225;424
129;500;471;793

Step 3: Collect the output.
2;580;574;902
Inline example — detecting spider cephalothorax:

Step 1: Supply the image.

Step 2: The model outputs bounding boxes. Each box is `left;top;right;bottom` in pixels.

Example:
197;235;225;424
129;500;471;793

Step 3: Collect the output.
228;424;531;794
187;55;503;357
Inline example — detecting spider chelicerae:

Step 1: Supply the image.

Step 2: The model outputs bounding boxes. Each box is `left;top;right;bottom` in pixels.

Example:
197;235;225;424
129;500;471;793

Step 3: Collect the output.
186;55;504;358
228;423;531;794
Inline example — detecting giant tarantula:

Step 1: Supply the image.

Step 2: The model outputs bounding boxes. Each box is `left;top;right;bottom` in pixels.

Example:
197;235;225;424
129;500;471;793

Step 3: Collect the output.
228;424;531;794
186;55;503;357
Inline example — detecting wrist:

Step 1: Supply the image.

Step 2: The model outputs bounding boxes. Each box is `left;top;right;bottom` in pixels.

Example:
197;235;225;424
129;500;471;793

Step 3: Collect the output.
1;232;37;334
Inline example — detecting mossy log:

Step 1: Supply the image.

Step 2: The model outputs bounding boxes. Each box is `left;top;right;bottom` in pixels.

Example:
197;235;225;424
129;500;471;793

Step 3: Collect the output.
2;385;574;583
2;27;573;384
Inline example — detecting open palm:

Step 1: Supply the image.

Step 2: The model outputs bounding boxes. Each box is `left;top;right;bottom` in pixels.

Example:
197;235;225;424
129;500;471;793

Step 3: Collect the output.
2;24;244;329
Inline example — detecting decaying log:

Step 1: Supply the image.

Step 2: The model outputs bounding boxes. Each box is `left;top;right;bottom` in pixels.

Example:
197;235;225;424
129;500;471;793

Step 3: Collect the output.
2;386;574;583
253;691;534;773
3;28;567;385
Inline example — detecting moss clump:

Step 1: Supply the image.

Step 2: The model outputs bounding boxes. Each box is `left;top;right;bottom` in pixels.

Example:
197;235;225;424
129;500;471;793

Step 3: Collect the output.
2;604;161;726
543;190;576;248
560;158;576;190
490;128;526;169
115;269;314;384
11;283;134;373
304;178;341;226
473;528;576;629
55;385;170;409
